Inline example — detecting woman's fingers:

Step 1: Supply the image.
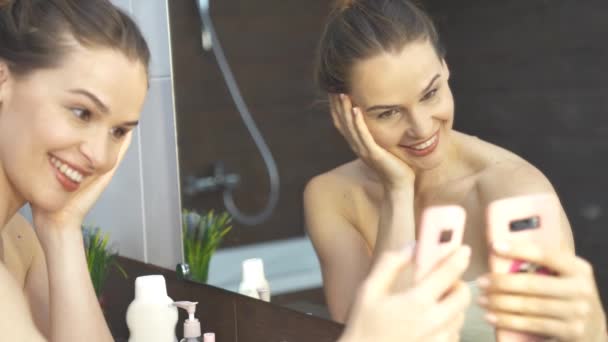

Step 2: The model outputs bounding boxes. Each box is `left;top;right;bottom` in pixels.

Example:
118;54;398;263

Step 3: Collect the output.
478;293;584;321
339;95;370;155
429;282;471;323
351;106;381;160
414;246;471;301
478;272;589;300
329;94;345;135
422;286;469;341
492;240;590;278
486;311;585;341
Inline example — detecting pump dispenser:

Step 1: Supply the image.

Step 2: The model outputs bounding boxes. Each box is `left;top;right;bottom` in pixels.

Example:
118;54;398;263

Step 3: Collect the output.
126;275;178;342
238;258;271;302
174;301;202;342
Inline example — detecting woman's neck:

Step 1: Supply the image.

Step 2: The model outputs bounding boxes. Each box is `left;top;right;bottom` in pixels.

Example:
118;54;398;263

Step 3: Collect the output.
414;131;469;194
0;164;25;232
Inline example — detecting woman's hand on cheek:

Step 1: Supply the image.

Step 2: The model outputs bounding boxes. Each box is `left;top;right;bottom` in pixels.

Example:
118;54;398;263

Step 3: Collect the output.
330;94;415;189
476;241;607;342
32;135;133;233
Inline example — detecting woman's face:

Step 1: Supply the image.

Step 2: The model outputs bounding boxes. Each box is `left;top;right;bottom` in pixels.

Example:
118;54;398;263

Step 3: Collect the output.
0;43;148;212
348;40;455;172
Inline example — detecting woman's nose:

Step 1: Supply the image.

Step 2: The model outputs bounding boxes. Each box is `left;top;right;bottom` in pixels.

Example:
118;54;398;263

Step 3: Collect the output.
406;109;434;138
79;132;116;172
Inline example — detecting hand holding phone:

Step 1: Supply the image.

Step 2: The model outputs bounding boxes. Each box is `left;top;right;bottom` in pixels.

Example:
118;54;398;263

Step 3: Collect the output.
486;193;562;341
415;205;466;283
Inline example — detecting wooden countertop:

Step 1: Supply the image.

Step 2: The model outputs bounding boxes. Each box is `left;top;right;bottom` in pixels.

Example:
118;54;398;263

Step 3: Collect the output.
102;256;344;342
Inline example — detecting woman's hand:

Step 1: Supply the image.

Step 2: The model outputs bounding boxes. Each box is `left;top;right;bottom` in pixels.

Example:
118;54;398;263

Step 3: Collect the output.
330;94;414;189
477;241;607;342
32;135;133;233
341;245;472;342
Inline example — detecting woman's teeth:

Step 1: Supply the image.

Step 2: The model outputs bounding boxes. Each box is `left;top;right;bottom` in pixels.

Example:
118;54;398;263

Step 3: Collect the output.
410;134;438;150
50;156;84;183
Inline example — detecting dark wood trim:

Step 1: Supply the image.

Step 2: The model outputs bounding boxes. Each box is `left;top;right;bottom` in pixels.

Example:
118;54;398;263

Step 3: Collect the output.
103;256;344;342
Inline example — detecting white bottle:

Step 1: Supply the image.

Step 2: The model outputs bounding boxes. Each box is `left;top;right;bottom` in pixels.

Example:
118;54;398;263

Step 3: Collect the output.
238;258;271;302
173;301;202;342
126;275;179;342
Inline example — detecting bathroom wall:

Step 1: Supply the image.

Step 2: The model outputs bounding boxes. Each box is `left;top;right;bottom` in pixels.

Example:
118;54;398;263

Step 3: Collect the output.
81;0;182;269
424;0;608;308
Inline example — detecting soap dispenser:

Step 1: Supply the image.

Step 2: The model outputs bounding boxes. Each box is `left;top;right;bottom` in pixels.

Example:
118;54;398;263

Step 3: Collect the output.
238;258;271;302
126;275;178;342
174;301;202;342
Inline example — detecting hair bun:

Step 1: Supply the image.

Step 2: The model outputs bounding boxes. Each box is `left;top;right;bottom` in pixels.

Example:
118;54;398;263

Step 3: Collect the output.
333;0;355;11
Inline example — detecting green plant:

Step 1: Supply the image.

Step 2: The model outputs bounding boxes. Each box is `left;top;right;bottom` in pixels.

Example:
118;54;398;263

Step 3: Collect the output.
182;209;232;283
82;225;127;298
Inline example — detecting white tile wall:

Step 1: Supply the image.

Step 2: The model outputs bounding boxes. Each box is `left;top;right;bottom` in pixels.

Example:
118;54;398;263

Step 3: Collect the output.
139;77;182;268
84;0;182;268
131;0;172;78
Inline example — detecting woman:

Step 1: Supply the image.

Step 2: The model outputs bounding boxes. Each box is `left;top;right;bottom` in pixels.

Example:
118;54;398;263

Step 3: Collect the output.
0;0;150;340
304;0;607;340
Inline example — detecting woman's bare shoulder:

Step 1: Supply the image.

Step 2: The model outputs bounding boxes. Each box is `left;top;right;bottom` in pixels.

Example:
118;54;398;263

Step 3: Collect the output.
305;160;371;197
304;159;377;229
454;132;557;200
3;214;41;275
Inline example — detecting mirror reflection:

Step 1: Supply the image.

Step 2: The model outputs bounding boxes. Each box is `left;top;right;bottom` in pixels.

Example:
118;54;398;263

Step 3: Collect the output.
169;0;608;337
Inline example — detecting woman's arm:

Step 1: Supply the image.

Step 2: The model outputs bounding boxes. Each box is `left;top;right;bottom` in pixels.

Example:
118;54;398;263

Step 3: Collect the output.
304;175;415;322
24;224;51;338
29;135;133;342
304;176;373;322
35;226;113;342
307;94;419;322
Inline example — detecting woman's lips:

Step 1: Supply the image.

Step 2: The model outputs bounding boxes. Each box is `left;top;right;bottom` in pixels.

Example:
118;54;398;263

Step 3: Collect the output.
49;155;86;192
401;131;439;157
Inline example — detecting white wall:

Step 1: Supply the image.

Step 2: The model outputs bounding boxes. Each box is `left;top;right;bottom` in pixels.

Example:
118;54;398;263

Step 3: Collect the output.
40;0;183;270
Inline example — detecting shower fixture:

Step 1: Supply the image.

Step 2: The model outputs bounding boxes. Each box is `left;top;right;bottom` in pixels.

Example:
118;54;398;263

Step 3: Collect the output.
186;0;280;226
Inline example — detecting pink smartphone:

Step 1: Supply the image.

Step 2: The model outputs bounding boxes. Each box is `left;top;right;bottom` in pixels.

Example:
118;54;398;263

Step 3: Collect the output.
415;205;466;282
486;193;562;342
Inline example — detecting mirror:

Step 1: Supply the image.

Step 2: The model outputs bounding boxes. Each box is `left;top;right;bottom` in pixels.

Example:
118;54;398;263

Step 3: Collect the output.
168;0;608;321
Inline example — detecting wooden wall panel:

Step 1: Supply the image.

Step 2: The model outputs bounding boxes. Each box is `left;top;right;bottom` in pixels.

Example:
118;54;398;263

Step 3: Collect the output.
169;0;608;309
425;0;608;309
168;0;351;246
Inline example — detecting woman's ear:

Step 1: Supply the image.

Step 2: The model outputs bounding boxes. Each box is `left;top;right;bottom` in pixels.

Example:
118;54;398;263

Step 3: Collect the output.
441;59;450;80
0;60;11;101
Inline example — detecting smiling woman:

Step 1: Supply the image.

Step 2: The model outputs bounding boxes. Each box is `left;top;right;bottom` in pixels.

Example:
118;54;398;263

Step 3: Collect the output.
0;0;149;341
304;0;606;341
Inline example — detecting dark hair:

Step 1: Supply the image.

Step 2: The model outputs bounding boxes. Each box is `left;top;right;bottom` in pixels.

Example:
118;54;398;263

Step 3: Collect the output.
0;0;150;77
315;0;444;94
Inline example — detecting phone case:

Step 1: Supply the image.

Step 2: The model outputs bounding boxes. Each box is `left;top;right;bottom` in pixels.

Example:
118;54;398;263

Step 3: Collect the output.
414;205;466;282
486;193;562;342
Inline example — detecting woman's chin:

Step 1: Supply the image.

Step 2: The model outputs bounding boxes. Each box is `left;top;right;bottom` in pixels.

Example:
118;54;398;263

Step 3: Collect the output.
28;192;70;214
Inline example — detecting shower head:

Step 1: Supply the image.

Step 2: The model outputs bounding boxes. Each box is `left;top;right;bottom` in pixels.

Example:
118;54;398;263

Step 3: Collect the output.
197;0;212;50
198;0;209;12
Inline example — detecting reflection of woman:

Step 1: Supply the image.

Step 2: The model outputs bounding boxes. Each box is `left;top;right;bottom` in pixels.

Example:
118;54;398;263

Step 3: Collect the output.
0;0;149;340
305;0;607;340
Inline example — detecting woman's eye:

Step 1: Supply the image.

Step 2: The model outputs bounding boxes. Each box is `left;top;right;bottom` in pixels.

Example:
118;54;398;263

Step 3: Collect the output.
378;108;400;119
72;108;92;121
422;89;438;101
110;127;129;140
